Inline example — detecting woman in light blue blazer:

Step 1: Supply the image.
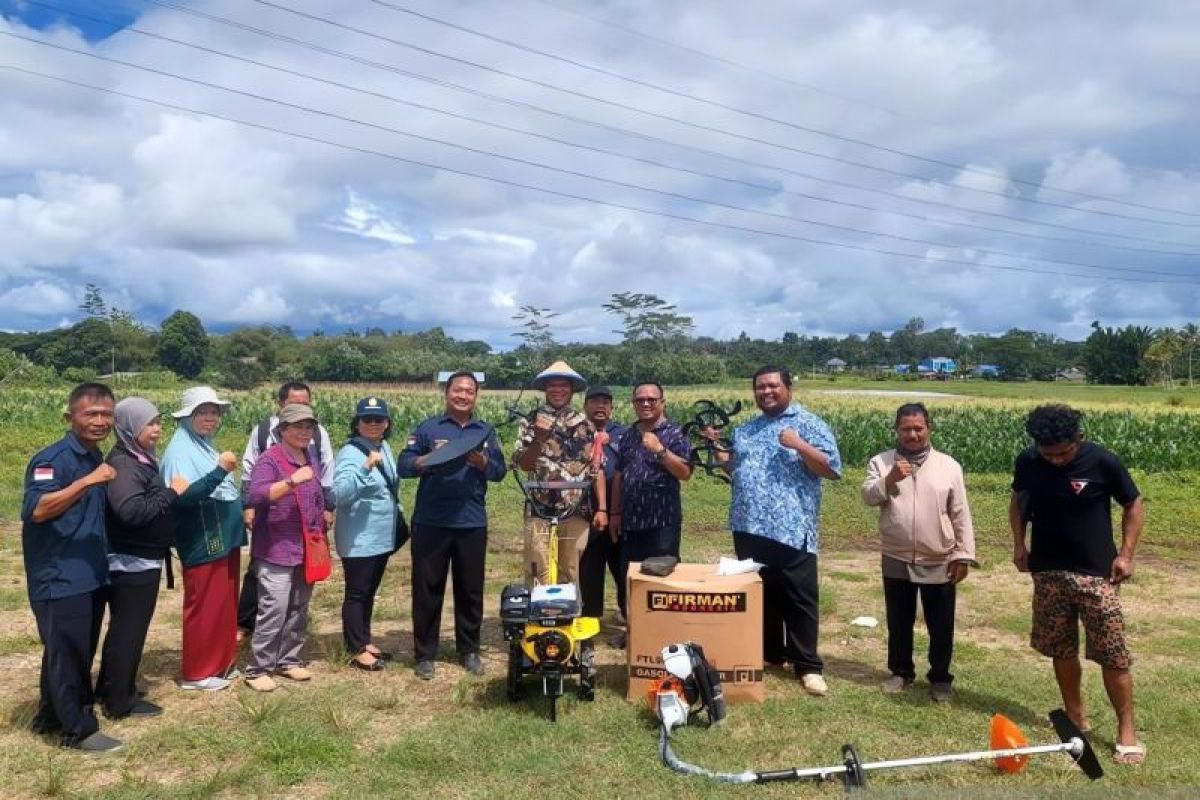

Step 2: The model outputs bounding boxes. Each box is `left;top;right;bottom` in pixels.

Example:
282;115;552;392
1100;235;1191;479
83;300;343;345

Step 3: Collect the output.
332;397;405;671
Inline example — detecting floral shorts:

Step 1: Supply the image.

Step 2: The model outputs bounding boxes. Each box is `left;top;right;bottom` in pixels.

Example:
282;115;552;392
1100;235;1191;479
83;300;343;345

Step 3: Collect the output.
1031;571;1130;670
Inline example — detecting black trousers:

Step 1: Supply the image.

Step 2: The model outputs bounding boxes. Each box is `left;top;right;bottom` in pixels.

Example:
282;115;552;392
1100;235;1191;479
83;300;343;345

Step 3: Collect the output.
30;589;105;745
341;553;391;654
237;561;258;632
96;568;161;717
580;527;625;618
733;532;823;676
883;576;957;684
411;524;487;662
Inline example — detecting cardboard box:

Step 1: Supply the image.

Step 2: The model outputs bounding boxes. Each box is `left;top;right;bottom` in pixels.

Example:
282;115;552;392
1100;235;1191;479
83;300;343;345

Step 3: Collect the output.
626;562;764;704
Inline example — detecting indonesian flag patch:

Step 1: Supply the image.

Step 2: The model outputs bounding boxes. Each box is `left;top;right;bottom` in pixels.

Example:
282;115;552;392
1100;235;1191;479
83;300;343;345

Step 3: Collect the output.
33;465;54;482
1069;479;1089;494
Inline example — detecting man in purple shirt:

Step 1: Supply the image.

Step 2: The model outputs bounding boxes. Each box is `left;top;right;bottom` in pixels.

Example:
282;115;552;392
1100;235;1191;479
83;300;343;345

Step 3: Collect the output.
610;382;692;646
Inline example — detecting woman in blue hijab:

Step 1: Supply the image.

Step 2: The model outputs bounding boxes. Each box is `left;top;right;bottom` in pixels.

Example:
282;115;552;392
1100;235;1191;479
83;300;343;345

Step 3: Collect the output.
160;386;242;692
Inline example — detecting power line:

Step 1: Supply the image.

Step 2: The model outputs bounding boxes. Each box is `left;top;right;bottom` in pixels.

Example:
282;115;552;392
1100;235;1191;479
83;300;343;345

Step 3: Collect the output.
4;64;1194;287
28;0;1198;258
169;0;1200;230
121;0;1200;249
367;0;1200;220
526;0;923;121
8;31;1196;282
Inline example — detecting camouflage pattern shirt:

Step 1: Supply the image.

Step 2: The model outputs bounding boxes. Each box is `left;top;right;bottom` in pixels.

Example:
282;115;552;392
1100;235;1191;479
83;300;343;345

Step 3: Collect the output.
512;404;598;516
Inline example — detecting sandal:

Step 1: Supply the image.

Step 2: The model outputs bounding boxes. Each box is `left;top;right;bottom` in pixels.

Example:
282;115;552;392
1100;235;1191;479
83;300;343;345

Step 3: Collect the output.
1113;741;1146;765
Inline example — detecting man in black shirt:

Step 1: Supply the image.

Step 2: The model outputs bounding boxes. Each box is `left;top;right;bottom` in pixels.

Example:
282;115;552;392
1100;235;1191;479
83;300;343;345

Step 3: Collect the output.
1010;404;1145;765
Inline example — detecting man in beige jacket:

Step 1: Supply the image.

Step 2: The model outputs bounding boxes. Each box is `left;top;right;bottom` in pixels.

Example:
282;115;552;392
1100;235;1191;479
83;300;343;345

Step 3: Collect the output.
862;403;977;702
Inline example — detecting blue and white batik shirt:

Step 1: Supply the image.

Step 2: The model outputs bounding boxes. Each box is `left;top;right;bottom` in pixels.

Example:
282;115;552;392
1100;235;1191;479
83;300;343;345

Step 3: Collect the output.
729;402;842;553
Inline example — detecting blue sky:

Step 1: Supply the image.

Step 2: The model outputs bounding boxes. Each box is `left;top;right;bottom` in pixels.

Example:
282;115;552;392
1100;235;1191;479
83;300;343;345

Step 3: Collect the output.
1;1;1197;345
3;0;144;41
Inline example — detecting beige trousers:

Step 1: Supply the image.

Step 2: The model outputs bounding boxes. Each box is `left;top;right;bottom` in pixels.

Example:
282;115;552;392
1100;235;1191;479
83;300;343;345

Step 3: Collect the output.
523;513;590;586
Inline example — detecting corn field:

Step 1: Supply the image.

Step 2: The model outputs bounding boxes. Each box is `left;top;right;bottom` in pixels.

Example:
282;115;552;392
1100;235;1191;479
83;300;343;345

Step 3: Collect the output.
3;386;1200;474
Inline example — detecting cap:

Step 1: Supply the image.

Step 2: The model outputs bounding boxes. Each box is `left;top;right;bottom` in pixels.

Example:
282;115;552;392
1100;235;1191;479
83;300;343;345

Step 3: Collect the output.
584;385;613;401
354;396;390;419
277;403;317;424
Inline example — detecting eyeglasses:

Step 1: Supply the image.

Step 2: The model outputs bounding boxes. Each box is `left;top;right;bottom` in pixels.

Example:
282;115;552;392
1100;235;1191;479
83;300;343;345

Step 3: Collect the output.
632;397;661;405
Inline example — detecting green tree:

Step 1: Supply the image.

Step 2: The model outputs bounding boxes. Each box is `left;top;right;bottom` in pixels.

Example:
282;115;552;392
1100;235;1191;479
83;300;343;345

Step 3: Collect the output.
1083;322;1153;385
511;305;559;363
158;310;209;379
602;292;694;382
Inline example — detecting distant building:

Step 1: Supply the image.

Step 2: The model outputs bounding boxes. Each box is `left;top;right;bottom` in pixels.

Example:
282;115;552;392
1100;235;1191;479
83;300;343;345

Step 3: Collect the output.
436;371;486;384
824;357;847;373
973;364;1001;378
918;357;957;375
1056;367;1086;382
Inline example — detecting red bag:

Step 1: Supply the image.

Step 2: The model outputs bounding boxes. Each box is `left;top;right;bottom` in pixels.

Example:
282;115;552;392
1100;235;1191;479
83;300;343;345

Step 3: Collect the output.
301;511;332;584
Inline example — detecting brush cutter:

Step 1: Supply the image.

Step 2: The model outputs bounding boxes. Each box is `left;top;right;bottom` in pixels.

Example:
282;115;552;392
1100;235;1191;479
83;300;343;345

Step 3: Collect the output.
649;643;1102;789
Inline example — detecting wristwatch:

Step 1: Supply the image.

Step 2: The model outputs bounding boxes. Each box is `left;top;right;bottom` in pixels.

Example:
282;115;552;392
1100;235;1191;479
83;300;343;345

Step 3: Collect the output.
285;477;296;490
653;448;667;463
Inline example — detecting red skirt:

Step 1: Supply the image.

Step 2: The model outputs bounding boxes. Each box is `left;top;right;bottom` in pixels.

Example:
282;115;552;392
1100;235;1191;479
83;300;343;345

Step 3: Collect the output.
180;550;240;681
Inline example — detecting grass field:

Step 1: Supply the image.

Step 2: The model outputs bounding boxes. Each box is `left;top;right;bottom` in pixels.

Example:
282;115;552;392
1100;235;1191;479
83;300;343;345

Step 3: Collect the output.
1;382;1197;798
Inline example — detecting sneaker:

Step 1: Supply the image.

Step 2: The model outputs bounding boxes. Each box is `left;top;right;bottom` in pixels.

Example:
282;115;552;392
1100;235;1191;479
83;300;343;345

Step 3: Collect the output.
881;675;912;694
221;664;242;680
75;731;124;753
414;660;435;681
460;652;485;676
800;673;828;696
276;666;312;682
930;682;954;703
180;676;232;692
245;674;277;692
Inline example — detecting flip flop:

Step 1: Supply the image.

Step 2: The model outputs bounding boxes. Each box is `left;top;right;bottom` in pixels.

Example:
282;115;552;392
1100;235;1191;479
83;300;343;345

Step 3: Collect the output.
1113;741;1146;765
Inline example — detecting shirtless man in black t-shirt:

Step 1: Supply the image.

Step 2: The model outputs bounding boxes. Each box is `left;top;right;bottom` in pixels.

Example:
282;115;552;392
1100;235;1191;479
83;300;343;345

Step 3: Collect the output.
1010;404;1145;765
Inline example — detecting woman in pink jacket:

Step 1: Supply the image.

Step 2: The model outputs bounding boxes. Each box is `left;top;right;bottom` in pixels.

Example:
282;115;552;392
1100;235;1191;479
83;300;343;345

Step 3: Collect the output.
862;403;977;703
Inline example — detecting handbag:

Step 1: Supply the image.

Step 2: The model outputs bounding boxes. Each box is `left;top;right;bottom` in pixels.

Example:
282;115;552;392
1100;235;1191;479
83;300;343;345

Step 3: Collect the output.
297;492;332;584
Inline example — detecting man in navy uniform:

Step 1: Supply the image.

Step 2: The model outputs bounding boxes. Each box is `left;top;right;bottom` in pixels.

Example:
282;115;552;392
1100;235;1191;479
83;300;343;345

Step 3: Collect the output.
21;383;122;752
399;370;506;680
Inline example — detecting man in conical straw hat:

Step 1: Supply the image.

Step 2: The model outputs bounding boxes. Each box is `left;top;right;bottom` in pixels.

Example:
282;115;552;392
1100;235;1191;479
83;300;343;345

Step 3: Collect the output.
512;361;608;586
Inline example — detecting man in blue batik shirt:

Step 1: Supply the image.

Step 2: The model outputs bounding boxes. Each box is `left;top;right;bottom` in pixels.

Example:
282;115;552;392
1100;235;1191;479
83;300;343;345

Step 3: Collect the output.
710;365;842;697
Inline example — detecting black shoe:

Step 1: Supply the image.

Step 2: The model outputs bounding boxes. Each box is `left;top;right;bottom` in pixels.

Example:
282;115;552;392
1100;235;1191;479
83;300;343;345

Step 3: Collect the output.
609;633;627;650
108;699;164;719
74;731;123;753
127;700;164;717
460;652;485;676
414;660;435;681
350;656;385;672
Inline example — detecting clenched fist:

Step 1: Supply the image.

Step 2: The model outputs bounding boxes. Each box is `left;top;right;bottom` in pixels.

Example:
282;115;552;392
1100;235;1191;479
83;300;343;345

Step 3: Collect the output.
88;463;117;486
364;450;383;470
778;428;805;451
218;451;237;472
291;465;315;485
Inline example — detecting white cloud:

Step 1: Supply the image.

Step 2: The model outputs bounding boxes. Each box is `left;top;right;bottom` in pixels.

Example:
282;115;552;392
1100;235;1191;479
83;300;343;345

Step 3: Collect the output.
0;0;1197;342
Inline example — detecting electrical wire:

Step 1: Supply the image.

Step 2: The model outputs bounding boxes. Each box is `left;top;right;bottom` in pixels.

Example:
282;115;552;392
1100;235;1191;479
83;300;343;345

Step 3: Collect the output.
147;0;1200;229
367;0;1200;219
25;0;1197;258
6;30;1196;281
4;64;1195;286
102;0;1200;248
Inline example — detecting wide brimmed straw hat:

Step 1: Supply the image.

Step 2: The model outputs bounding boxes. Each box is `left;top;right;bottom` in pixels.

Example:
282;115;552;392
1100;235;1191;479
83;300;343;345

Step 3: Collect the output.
171;386;231;419
532;360;586;392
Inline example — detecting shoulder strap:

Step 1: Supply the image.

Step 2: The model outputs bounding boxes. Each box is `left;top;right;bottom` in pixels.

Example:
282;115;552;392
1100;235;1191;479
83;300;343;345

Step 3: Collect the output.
256;418;271;455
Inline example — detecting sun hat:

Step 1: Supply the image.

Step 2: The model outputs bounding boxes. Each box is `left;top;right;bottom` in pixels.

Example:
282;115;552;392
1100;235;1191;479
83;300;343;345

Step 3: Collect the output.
171;386;231;419
277;403;317;425
532;360;586;392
